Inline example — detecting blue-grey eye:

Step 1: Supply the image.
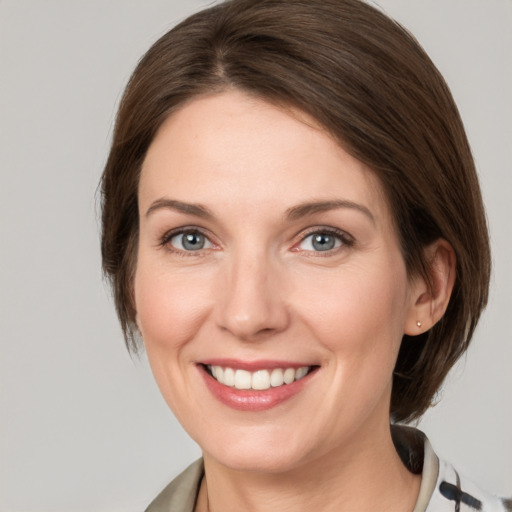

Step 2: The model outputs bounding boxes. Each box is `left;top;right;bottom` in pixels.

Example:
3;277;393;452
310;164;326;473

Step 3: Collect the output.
299;232;343;252
170;232;212;251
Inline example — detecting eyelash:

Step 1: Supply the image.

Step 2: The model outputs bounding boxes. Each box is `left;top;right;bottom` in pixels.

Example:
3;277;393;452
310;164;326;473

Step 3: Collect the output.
293;227;354;255
159;227;214;257
158;226;354;256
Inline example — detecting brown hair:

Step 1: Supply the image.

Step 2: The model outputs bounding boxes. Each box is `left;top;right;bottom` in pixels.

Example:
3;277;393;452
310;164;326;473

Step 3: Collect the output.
100;0;490;422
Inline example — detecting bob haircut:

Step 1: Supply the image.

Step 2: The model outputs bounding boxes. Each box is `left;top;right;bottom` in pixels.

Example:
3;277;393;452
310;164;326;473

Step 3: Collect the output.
100;0;490;423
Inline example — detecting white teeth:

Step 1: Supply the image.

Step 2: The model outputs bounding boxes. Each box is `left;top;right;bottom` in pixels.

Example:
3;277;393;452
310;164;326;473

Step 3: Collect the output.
209;365;311;390
234;369;252;390
252;370;270;390
283;368;295;384
295;366;308;380
223;367;235;387
270;368;284;387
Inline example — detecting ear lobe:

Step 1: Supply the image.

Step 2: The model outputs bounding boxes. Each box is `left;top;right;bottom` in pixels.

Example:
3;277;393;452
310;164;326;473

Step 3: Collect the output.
404;239;456;335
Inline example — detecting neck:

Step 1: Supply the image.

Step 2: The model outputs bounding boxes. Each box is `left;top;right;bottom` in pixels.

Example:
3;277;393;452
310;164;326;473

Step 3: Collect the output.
196;423;421;512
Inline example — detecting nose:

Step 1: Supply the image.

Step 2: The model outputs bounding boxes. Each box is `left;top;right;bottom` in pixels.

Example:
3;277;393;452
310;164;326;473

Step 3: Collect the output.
215;252;290;342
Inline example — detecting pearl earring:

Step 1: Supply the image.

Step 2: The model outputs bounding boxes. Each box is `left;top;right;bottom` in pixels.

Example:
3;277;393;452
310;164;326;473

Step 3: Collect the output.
416;321;422;327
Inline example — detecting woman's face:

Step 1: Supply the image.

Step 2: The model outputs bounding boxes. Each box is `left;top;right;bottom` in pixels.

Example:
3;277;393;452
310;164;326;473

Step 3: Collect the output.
135;90;421;472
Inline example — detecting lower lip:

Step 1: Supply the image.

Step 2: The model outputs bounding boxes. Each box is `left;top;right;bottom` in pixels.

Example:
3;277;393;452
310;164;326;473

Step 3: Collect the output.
199;366;315;412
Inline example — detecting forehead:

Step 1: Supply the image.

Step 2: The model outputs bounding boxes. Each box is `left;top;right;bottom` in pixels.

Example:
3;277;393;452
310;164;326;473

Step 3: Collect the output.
139;90;391;223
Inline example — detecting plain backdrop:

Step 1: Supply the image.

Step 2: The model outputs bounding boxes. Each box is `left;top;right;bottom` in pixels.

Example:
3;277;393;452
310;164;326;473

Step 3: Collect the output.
0;1;511;510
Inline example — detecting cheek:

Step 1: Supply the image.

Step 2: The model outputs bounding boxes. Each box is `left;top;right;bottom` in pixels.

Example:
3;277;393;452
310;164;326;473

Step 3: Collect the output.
134;262;213;352
298;262;410;426
133;261;216;421
297;261;410;361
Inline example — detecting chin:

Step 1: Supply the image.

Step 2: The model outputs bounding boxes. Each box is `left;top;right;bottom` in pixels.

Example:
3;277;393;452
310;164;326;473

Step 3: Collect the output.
199;426;316;474
206;448;307;474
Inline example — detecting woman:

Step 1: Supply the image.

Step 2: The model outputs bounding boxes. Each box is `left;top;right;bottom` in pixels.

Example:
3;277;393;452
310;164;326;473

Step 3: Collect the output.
100;0;509;510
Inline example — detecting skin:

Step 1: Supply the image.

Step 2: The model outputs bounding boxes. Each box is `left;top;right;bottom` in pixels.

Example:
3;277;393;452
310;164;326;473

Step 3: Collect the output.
135;90;455;512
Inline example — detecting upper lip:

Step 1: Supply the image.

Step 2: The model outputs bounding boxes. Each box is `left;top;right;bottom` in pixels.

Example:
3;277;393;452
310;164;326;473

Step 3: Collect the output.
199;358;318;371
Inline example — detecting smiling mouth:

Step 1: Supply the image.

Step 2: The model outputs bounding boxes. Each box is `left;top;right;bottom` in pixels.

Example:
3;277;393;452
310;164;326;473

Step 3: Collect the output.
204;365;317;391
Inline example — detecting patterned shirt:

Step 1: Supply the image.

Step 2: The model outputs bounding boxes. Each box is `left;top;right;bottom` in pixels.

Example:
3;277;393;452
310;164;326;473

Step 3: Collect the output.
145;427;511;511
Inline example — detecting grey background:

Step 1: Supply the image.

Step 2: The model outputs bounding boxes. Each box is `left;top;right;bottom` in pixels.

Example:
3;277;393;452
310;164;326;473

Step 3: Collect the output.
0;1;510;510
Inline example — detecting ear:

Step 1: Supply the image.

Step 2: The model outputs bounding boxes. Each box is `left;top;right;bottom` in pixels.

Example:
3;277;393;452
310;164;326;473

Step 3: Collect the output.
404;239;456;335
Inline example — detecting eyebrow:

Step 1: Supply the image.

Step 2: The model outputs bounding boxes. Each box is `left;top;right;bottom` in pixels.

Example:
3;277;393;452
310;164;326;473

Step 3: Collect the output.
285;200;375;223
145;198;375;224
145;198;214;219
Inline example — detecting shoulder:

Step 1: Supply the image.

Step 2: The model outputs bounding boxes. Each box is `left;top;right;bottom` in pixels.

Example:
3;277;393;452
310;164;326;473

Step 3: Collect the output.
144;459;204;512
392;425;511;512
427;457;511;512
